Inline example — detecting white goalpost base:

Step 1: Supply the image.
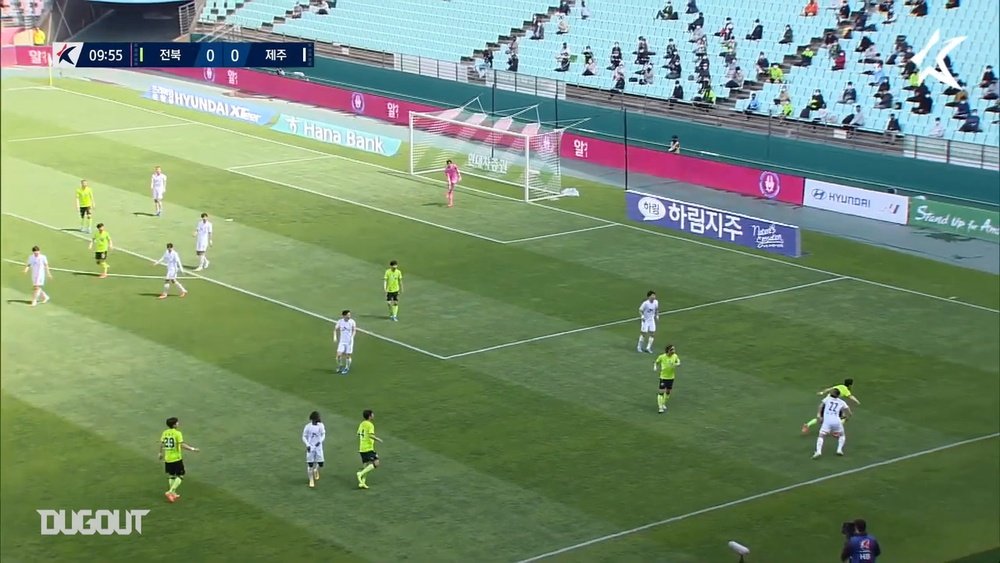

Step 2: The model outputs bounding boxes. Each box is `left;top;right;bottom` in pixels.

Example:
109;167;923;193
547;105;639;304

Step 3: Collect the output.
408;104;566;202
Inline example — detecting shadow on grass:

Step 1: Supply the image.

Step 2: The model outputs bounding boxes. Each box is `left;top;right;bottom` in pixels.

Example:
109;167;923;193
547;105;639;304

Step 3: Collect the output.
6;299;32;305
133;212;157;217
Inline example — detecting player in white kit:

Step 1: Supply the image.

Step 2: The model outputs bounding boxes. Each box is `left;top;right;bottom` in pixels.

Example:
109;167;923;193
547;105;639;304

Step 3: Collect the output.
334;309;357;374
23;245;52;307
151;166;167;216
152;243;188;299
193;213;214;271
637;290;659;353
302;411;326;488
813;388;852;459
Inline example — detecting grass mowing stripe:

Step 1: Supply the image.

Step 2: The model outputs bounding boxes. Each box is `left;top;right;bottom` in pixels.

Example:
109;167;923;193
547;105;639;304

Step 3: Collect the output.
3;258;199;280
6;123;194;143
500;224;618;244
515;432;1000;563
2;212;448;360
443;276;848;359
50;83;999;315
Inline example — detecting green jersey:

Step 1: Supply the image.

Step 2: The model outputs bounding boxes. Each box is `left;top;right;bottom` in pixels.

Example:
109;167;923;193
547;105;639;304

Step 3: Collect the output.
384;268;402;293
92;230;111;252
358;420;376;452
656;353;680;380
161;428;184;462
76;186;94;207
832;384;852;399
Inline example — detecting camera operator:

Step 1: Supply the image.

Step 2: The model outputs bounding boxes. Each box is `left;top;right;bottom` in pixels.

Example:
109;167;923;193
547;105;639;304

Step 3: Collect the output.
841;519;881;562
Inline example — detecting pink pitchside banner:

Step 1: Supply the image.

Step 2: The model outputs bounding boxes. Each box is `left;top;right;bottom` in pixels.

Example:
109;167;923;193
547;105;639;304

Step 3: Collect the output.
0;45;51;68
155;67;805;205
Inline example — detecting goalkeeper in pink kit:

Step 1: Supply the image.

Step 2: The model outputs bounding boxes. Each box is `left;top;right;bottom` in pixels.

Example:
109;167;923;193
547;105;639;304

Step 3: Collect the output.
445;160;461;207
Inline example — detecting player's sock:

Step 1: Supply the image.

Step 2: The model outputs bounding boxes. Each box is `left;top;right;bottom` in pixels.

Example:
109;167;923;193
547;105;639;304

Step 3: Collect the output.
387;303;393;317
637;336;644;350
646;337;654;351
358;464;375;479
391;304;399;318
806;418;818;428
102;262;110;273
307;465;314;480
175;282;187;294
837;435;846;453
814;437;824;455
657;394;665;409
162;283;170;295
168;477;182;494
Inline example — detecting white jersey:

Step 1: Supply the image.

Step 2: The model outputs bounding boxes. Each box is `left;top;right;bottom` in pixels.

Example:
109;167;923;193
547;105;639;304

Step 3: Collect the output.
151;172;167;198
302;421;326;464
639;299;659;332
158;249;183;279
27;253;48;286
336;318;357;354
819;396;849;435
195;220;213;252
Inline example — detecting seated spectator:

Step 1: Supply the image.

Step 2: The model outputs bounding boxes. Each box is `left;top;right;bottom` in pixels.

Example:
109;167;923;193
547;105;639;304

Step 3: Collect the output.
810;89;827;110
867;63;885;83
506;37;519;57
725;66;745;89
557;15;569;35
779;25;794;44
832;49;846;70
875;77;891;96
583;57;597;76
904;70;921;90
876;91;893;109
699;85;717;105
906;79;929;102
769;63;785;83
884;113;902;141
953;99;970;119
720;38;737;60
755;52;770;75
800;45;815;66
910;0;927;16
839;82;857;103
855;35;874;53
802;0;819;16
946;87;968;107
780;99;794;119
912;93;932;114
861;45;881;65
657;1;678;20
609;41;623;69
693;36;708;58
688;11;704;32
555;43;571;71
671;80;685;99
530;18;544;40
980;65;997;88
945;0;959;7
929;117;944;137
634;37;654;63
813;107;839;125
745;93;761;114
958;109;982;132
582;45;594;61
715;17;734;40
580;0;591;19
837;0;851;21
313;0;330;15
852;9;874;32
746;19;763;41
638;61;654;84
666;57;682;79
507;53;519;72
686;0;699;14
842;104;865;136
610;64;626;95
558;0;570;15
774;84;791;105
483;50;494;69
689;25;705;43
668;136;681;152
985;80;1000;100
664;38;678;59
822;31;838;48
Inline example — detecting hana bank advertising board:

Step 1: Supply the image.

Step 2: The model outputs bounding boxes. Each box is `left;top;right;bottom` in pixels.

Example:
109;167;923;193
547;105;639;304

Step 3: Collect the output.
155;67;805;204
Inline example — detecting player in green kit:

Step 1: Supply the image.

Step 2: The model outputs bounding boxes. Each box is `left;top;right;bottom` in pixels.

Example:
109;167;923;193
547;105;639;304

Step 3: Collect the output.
158;417;199;503
88;223;113;278
356;409;383;489
802;378;861;434
654;344;681;413
383;260;403;321
75;180;95;233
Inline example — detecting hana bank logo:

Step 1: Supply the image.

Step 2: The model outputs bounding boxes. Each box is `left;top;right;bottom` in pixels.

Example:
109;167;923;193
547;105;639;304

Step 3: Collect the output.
758;171;781;199
203;67;215;82
912;30;966;90
350;92;365;114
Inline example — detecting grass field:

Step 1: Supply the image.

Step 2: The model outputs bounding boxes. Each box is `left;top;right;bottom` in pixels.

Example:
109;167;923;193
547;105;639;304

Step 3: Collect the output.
1;72;998;563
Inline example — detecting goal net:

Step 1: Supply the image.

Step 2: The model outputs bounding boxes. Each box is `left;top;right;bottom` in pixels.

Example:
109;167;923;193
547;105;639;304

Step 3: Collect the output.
409;103;565;202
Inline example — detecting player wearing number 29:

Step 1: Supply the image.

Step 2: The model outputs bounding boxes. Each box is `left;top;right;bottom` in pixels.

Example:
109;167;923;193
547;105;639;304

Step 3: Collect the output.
384;260;403;321
75;179;95;233
303;411;326;488
159;417;199;503
334;310;357;374
654;344;680;413
637;290;659;353
444;159;461;208
813;388;851;459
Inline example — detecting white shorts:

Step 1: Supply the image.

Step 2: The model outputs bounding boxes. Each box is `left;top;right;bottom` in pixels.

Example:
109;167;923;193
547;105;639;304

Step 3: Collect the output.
152;189;165;201
31;274;45;287
337;340;354;355
306;445;324;464
195;241;210;253
819;420;845;436
640;320;656;333
165;266;179;280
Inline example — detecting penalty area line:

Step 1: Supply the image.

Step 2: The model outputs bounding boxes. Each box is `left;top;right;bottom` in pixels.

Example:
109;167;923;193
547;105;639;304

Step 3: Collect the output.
514;432;1000;562
2;212;449;361
3;259;197;280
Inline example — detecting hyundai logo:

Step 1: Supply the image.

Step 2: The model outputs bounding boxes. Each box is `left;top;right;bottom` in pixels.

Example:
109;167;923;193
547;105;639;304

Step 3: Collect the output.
811;189;826;200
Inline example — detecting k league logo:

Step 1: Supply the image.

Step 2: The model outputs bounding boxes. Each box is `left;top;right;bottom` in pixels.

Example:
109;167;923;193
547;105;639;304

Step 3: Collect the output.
912;30;966;90
350;92;365;114
758;171;781;199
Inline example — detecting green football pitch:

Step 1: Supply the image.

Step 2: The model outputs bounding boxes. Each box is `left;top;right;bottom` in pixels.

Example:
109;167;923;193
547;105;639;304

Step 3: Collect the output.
1;73;998;563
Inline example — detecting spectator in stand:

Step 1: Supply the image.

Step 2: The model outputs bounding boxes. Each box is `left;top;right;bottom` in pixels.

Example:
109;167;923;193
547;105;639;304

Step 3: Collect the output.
769;63;785;83
555;43;571;71
979;65;997;88
802;0;819;16
666;56;682;79
780;98;794;119
725;66;745;89
755;52;770;76
657;1;678;20
910;0;928;16
745;93;761;115
945;0;959;8
779;24;794;44
668;135;681;152
720;38;737;64
482;50;494;70
912;92;932;114
832;49;846;70
876;88;893;109
861;44;881;65
715;17;735;40
686;0;699;14
688;11;704;32
639;61;655;84
556;14;569;35
842;104;865;136
582;44;594;61
958;109;982;132
530;17;544;40
985;80;999;100
875;76;891;97
746;19;763;41
507;53;519;72
884;113;902;142
583;57;597;76
837;0;851;22
635;36;653;63
800;45;816;66
580;0;591;19
929;117;944;137
32;26;46;46
609;41;623;69
839;81;857;103
946;86;969;108
507;36;519;57
690;26;706;44
868;63;885;84
558;0;570;15
671;80;685;99
775;84;791;105
953;97;971;119
609;64;626;96
823;30;838;48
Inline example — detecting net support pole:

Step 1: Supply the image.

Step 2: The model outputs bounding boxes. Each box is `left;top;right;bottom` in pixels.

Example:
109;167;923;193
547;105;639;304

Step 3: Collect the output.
408;111;415;175
623;106;629;191
523;132;531;202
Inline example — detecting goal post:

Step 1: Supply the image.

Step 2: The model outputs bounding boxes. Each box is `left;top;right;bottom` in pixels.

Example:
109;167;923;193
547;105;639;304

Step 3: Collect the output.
409;105;565;202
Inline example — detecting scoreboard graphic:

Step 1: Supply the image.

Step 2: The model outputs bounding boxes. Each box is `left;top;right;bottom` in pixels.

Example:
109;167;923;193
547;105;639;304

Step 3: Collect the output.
50;42;314;68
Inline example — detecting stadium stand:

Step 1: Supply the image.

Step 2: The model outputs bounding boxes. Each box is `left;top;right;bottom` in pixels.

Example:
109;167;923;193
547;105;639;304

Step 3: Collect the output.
201;0;998;146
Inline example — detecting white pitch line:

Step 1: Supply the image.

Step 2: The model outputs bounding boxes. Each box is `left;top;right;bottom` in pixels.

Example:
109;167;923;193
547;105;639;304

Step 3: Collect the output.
227;155;336;170
515;432;1000;563
228;168;508;245
444;277;847;359
4;86;54;92
3;212;448;360
501;224;617;244
3;258;197;280
6;122;192;143
50;86;1000;315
